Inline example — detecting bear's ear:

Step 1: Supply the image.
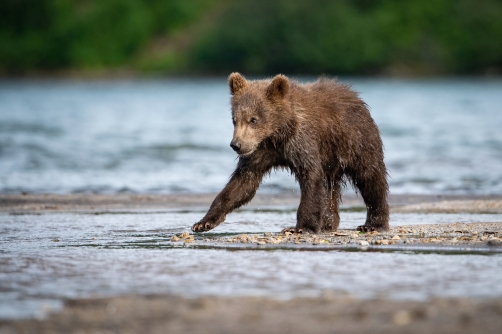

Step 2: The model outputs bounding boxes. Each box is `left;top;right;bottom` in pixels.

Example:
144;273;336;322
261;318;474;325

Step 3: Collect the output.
266;74;289;100
228;72;247;96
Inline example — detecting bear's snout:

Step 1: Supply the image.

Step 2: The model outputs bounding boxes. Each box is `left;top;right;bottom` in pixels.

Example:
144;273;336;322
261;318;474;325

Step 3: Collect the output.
230;141;241;152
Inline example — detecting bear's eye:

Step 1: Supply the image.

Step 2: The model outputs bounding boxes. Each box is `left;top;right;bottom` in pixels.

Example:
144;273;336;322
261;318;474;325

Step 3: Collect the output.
232;118;236;125
250;118;258;125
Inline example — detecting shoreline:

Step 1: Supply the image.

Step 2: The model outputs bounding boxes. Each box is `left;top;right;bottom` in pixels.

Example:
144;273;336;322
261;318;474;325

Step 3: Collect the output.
1;193;501;253
2;193;501;251
180;222;502;252
0;192;502;249
2;294;501;334
2;193;502;213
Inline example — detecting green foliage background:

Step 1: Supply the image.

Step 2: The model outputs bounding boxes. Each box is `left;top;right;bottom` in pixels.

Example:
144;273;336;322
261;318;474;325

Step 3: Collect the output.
1;0;502;75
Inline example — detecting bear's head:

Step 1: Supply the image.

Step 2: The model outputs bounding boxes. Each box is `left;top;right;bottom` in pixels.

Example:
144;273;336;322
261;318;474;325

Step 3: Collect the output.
228;72;292;156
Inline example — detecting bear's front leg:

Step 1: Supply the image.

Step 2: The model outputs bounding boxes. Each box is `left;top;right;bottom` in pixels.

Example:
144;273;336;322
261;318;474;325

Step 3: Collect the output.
295;173;327;234
192;167;264;232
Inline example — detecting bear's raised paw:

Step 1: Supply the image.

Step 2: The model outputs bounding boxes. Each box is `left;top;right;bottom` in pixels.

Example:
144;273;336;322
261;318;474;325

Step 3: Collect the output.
192;220;217;232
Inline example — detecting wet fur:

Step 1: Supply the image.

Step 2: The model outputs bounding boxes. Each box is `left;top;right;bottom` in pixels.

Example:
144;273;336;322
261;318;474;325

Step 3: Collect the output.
192;73;389;233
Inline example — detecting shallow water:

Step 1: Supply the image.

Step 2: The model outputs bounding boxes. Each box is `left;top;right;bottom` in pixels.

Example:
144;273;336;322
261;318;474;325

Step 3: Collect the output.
1;210;502;319
1;78;502;194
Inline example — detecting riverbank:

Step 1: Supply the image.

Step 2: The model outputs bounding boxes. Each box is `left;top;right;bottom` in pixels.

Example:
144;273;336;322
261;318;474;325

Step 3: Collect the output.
2;294;501;334
2;193;502;213
2;193;502;250
173;222;502;250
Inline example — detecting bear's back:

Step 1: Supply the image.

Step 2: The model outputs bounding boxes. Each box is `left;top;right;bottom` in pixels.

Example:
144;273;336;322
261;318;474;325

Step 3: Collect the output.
287;78;382;166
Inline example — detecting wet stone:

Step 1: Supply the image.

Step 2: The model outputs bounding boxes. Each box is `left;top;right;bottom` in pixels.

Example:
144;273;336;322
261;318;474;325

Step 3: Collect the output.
392;310;412;326
180;222;502;250
487;239;502;247
238;234;249;242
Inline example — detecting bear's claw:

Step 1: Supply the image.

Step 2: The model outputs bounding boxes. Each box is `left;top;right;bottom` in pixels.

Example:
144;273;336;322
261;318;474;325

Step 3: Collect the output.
356;225;383;232
281;227;305;234
192;221;216;232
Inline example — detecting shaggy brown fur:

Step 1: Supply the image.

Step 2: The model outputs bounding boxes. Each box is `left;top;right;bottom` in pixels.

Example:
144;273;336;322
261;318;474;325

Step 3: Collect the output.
192;73;389;233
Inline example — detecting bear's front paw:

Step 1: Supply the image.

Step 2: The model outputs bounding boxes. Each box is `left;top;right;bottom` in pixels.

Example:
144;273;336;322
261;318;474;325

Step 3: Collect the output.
192;220;217;232
357;225;385;232
281;227;305;234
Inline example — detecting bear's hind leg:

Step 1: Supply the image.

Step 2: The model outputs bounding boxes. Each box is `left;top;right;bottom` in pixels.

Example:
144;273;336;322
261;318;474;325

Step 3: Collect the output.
322;174;342;232
352;169;389;232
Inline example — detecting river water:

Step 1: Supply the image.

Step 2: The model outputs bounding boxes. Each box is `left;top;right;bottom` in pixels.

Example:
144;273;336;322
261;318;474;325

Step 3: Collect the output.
1;77;502;195
1;77;502;319
1;209;502;319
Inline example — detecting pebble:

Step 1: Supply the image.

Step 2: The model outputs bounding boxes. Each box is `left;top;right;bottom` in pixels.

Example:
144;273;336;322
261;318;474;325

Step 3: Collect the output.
487;239;502;247
169;223;502;249
392;310;412;326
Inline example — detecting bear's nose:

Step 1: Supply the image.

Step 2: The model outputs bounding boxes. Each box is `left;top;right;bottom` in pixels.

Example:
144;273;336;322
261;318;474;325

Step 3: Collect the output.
230;141;241;152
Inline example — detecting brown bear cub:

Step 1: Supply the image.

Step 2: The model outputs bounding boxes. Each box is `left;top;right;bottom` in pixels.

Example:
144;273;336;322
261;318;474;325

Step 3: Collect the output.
192;73;389;234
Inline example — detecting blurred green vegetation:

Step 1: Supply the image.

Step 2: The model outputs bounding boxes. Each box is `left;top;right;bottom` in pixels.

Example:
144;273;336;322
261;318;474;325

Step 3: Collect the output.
1;0;502;75
0;0;216;72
